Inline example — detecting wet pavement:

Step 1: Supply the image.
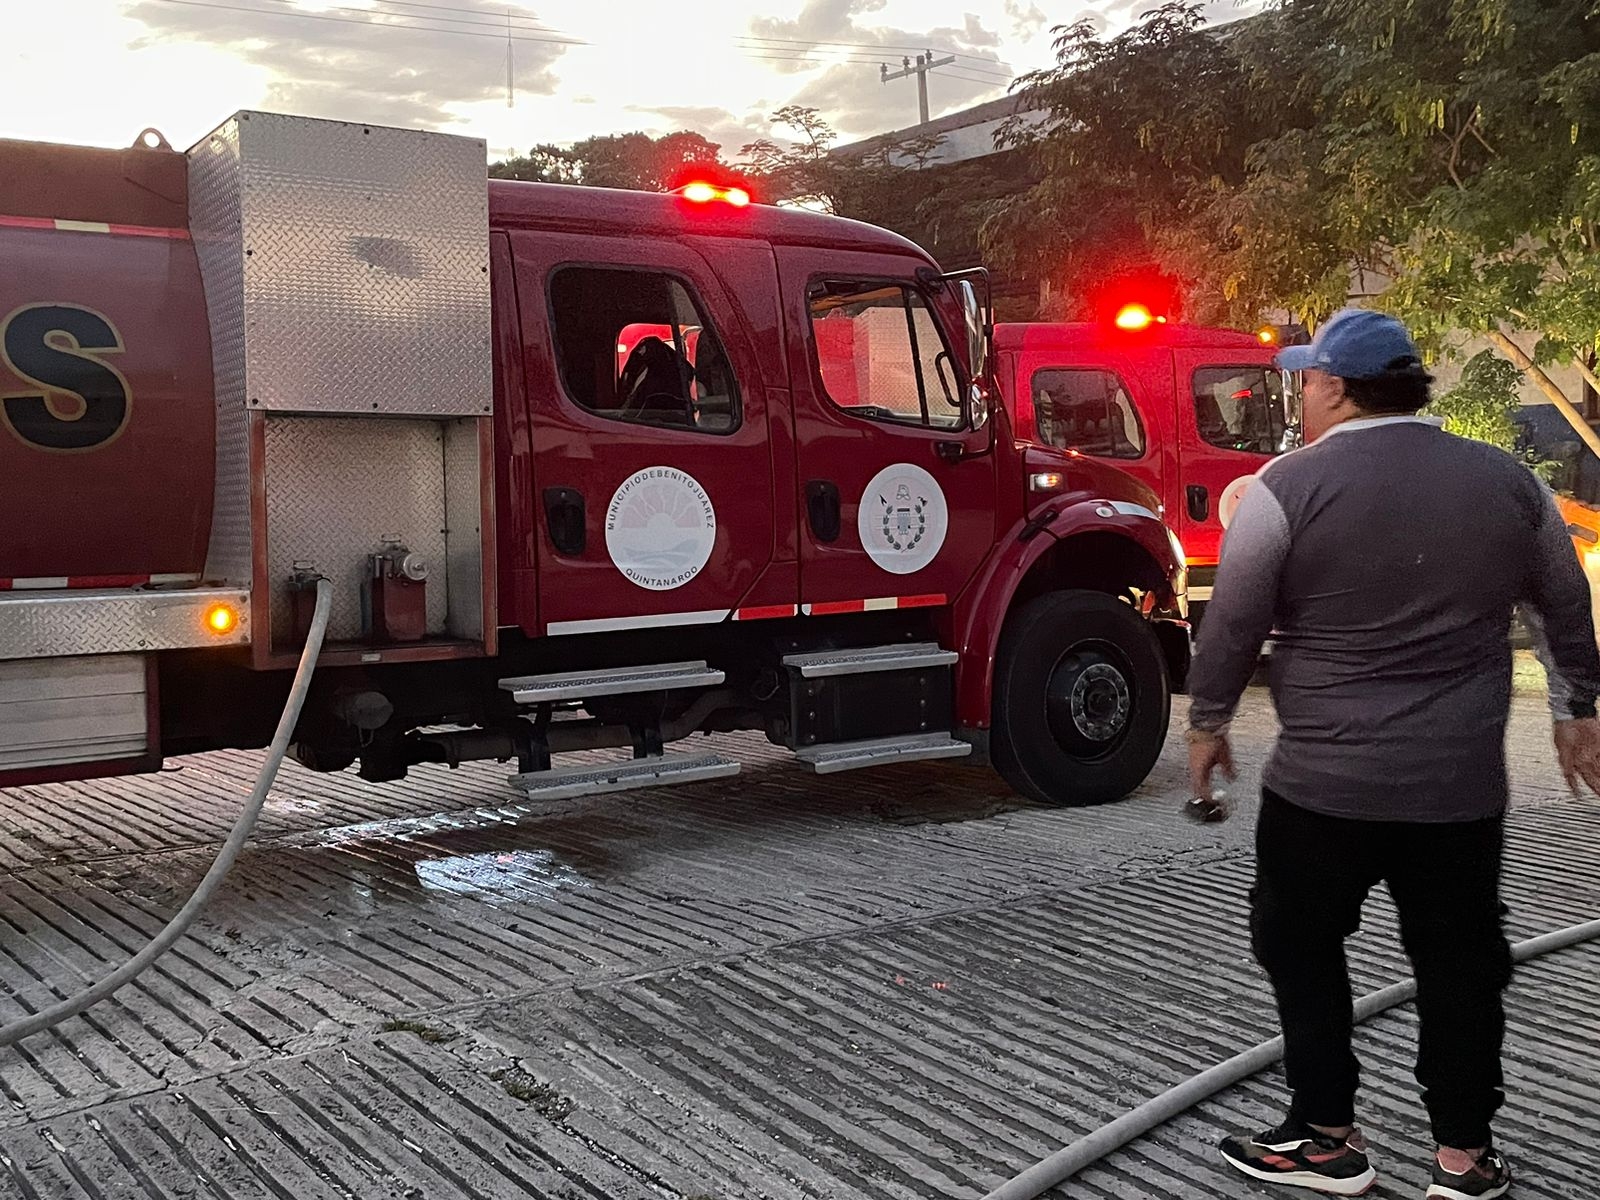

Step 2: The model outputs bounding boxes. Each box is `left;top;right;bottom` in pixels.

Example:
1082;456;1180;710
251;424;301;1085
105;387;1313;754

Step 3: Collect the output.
0;690;1596;1198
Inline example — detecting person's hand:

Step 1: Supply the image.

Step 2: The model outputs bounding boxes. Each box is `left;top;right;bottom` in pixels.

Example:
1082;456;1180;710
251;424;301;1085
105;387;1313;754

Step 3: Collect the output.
1553;717;1600;796
1187;728;1237;818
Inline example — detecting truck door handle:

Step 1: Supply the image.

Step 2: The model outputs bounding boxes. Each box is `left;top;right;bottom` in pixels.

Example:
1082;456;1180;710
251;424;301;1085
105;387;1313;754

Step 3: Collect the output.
543;487;586;556
805;480;841;543
1187;485;1210;523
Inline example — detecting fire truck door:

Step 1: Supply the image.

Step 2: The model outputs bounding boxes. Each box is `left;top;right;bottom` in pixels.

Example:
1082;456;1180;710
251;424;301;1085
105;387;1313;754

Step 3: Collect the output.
777;249;997;612
1174;348;1290;582
1012;344;1172;518
507;231;778;636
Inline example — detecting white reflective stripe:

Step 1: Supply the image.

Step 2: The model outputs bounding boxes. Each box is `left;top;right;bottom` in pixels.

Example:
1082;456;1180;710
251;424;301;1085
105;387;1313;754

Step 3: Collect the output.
11;578;70;590
54;220;111;234
861;597;898;611
1187;586;1214;602
1108;501;1160;521
546;610;729;637
149;573;202;585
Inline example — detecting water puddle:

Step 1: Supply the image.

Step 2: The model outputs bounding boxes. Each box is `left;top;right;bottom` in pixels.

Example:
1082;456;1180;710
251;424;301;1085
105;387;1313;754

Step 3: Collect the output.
413;848;592;906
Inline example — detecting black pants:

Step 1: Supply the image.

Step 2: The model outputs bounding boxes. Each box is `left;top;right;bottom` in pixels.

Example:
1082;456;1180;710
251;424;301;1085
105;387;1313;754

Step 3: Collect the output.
1251;789;1514;1149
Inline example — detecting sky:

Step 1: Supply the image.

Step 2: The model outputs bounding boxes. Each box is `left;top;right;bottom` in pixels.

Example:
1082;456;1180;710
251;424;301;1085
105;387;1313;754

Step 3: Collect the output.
0;0;1264;161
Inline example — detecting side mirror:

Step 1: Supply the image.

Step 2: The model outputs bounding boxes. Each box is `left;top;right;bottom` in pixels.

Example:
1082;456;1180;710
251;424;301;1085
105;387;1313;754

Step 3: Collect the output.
958;279;991;429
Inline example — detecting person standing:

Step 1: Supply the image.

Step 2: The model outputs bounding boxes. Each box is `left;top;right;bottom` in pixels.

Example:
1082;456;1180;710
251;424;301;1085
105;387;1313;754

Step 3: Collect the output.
1186;308;1600;1199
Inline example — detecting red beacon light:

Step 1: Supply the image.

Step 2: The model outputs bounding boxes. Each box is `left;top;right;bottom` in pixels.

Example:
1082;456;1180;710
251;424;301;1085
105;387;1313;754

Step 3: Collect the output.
1113;303;1166;331
678;180;753;207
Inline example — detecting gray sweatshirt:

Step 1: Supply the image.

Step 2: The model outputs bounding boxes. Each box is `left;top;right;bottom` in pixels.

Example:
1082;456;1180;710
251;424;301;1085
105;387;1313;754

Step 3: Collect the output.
1188;415;1600;822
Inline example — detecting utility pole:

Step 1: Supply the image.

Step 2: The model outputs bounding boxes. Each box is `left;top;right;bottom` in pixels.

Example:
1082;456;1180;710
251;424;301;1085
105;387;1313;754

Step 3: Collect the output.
881;51;956;126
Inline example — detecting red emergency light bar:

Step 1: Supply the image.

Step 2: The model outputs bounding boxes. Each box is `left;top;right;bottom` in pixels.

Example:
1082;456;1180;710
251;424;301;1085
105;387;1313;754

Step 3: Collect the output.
678;181;752;207
1113;303;1167;331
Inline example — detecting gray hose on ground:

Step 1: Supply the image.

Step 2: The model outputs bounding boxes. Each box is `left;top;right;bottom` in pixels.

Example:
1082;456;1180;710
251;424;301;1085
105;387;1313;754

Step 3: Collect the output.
979;913;1600;1200
0;579;333;1049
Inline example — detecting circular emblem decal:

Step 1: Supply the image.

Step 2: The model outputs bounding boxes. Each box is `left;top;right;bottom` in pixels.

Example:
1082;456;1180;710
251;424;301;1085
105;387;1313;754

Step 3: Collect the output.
605;467;717;590
858;463;948;575
1218;474;1255;530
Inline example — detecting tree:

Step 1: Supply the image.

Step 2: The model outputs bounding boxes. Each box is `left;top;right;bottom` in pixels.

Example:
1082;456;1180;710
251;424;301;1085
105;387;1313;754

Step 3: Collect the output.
985;2;1288;319
490;130;724;192
739;106;847;211
1212;1;1600;451
489;144;579;183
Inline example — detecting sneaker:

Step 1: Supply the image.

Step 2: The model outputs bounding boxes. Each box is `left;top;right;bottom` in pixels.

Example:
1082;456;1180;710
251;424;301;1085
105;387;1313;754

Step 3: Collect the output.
1219;1118;1378;1195
1426;1148;1511;1199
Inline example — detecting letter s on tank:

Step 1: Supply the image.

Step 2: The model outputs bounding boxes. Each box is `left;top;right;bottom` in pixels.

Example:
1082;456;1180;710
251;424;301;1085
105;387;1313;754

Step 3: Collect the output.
1;304;132;452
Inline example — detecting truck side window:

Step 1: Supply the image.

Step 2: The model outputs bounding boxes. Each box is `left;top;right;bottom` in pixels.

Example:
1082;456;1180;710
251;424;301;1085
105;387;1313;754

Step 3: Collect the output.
808;281;963;431
1030;369;1145;460
1193;366;1289;455
549;267;740;434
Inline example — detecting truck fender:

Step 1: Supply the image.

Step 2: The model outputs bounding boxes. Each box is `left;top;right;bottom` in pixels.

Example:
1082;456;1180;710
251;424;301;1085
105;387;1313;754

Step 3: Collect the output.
949;497;1185;730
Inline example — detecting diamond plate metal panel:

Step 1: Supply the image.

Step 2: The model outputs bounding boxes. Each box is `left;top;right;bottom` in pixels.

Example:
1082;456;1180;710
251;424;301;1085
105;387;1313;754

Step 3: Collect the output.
0;590;250;661
232;111;490;418
188;118;254;586
443;418;485;640
264;417;449;643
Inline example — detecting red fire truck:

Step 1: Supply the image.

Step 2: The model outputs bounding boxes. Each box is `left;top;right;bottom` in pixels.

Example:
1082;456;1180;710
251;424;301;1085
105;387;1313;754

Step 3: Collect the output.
0;112;1190;808
997;310;1293;611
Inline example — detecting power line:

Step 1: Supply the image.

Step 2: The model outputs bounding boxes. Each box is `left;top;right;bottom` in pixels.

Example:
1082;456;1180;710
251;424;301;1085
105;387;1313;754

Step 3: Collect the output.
351;0;562;31
738;33;1011;72
149;0;586;44
739;47;1011;83
242;0;561;34
943;69;1012;87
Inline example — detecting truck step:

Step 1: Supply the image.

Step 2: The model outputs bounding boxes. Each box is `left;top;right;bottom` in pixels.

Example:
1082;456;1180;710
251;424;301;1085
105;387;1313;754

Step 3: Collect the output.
509;752;740;799
795;732;973;774
500;661;726;704
781;642;957;679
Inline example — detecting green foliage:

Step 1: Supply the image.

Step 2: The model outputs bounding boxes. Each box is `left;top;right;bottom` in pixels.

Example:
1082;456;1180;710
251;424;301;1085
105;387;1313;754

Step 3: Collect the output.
997;0;1600;387
490;130;722;192
739;106;846;211
1425;351;1526;447
984;2;1288;319
1426;351;1557;478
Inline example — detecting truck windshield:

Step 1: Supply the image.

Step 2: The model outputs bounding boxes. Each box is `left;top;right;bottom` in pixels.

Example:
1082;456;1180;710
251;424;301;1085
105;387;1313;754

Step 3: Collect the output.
1192;366;1292;455
1031;369;1145;459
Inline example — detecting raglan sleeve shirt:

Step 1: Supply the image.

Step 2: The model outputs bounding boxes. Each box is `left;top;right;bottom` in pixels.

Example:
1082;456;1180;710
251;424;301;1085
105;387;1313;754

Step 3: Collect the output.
1187;475;1291;733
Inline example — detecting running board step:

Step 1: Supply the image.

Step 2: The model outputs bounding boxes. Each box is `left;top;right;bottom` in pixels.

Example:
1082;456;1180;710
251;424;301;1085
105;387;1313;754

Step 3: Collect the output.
500;661;725;704
509;752;740;799
795;733;972;774
782;642;957;679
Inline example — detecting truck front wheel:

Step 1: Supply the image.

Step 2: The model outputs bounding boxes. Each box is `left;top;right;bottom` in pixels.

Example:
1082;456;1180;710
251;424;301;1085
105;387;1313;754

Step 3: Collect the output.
992;590;1170;806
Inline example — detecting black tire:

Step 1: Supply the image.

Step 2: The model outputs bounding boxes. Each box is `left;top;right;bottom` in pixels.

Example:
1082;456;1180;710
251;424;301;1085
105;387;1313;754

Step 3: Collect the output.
991;589;1171;806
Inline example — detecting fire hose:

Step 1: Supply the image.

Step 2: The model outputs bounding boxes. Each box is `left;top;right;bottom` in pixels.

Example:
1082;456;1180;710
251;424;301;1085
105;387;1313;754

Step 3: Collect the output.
0;579;333;1049
979;912;1600;1200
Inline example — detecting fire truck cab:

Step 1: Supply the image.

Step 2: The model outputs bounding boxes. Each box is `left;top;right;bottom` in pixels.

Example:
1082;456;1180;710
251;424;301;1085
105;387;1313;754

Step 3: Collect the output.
0;112;1189;810
996;315;1294;611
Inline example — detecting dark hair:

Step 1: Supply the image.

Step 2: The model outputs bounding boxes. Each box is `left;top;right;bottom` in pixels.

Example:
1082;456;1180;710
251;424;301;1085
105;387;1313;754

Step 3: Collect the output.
1342;357;1433;414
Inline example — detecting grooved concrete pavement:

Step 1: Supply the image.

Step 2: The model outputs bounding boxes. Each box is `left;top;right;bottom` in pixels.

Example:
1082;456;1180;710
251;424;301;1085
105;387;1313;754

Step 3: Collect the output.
1;692;1595;1198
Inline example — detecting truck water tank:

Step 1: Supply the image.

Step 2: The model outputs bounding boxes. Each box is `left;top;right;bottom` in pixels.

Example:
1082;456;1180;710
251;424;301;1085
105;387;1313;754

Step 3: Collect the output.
0;135;215;584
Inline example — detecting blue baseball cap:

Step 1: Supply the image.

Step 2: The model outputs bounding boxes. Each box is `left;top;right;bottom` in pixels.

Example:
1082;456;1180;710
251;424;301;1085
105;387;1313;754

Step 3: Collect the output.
1276;308;1427;379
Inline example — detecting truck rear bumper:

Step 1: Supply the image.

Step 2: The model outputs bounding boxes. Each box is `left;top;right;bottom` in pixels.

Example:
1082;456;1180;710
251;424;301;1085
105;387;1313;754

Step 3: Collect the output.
0;586;250;661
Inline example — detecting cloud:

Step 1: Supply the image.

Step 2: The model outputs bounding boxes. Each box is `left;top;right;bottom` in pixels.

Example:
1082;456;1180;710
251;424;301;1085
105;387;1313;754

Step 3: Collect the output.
744;0;1012;142
123;0;570;131
1004;0;1048;41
